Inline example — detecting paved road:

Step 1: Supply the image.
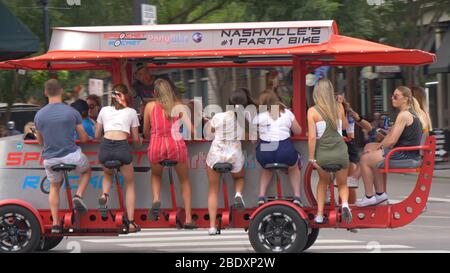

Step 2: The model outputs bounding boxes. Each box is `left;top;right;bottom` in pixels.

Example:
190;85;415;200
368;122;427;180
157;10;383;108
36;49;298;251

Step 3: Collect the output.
50;173;450;253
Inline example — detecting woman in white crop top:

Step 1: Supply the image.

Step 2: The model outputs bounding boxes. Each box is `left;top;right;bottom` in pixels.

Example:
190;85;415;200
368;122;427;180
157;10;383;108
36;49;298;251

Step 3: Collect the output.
95;84;142;233
253;90;303;207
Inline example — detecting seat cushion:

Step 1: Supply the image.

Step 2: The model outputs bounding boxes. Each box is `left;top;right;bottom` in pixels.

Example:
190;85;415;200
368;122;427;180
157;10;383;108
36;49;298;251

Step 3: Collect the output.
263;163;290;170
213;163;233;173
320;164;342;173
51;164;77;172
104;160;123;169
160;160;178;167
377;159;422;169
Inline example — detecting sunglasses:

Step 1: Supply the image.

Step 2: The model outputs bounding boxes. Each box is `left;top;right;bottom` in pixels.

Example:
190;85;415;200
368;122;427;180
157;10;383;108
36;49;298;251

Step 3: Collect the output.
88;104;98;109
391;94;404;100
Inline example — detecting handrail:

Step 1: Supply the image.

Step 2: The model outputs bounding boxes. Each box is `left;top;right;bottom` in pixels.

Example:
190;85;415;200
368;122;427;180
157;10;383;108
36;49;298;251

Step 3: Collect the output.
382;144;432;173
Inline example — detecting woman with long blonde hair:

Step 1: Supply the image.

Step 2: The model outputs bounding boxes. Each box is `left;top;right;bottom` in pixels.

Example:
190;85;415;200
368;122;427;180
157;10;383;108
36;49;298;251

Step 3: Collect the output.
411;86;432;132
307;78;352;224
143;78;197;229
356;86;423;207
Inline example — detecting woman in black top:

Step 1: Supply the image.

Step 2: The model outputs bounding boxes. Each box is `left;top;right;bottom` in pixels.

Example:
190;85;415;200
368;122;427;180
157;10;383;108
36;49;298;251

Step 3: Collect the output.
356;86;422;207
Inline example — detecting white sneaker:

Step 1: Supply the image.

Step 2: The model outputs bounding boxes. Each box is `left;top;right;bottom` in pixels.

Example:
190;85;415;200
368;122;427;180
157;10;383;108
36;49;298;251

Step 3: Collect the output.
347;177;359;188
233;192;245;211
314;215;325;224
208;227;219;235
355;195;377;207
375;193;389;204
341;205;352;224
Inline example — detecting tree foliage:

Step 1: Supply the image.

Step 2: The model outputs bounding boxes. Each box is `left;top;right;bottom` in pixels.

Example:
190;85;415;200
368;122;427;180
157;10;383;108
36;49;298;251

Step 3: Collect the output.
0;0;449;105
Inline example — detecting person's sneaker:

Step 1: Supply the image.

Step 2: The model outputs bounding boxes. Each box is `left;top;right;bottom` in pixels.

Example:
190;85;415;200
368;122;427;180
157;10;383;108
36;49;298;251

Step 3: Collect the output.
355;195;377;207
347;177;359;188
233;192;245;211
314;215;325;224
341;205;352;224
51;225;62;234
208;227;219;235
257;196;267;206
149;201;161;221
98;193;109;220
292;196;303;207
375;192;389;204
72;195;88;215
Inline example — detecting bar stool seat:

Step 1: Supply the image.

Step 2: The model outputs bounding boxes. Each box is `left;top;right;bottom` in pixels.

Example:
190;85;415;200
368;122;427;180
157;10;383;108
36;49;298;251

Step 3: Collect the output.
263;163;290;170
160;160;178;167
213;163;233;173
51;164;77;172
104;160;123;169
321;164;342;173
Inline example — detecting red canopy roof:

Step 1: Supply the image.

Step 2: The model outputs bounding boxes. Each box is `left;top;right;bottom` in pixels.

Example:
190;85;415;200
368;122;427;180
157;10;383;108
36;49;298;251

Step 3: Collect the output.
0;34;435;70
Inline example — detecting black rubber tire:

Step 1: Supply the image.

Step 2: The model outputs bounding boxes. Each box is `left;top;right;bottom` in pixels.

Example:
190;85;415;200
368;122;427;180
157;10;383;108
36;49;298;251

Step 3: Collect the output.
0;205;42;253
40;176;50;195
40;236;64;251
303;228;320;251
249;205;308;253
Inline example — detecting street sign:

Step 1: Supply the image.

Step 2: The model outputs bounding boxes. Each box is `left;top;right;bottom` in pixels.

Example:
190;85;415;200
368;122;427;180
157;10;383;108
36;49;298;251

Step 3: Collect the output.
88;78;104;97
375;66;401;73
430;129;450;165
141;4;157;25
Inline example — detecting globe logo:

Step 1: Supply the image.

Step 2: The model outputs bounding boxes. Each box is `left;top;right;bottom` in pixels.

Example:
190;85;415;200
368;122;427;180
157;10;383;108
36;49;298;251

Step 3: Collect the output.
192;32;203;43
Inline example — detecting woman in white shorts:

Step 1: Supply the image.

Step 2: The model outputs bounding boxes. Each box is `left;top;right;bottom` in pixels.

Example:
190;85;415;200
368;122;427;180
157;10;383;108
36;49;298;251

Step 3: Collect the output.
205;89;253;235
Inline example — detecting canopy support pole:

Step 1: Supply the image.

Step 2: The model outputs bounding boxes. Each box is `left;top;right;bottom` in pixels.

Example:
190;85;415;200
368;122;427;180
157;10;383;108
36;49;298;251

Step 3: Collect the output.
112;59;122;85
293;56;307;138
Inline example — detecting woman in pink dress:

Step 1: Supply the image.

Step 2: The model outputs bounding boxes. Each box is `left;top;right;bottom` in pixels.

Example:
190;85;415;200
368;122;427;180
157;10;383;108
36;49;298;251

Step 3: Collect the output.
143;78;197;229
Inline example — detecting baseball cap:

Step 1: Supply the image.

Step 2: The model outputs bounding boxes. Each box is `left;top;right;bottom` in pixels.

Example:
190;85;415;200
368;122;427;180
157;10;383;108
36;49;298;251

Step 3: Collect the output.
135;62;147;73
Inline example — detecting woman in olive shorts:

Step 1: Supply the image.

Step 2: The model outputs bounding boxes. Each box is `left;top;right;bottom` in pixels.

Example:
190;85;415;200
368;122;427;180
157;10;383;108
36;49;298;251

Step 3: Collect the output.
95;84;142;232
307;79;352;224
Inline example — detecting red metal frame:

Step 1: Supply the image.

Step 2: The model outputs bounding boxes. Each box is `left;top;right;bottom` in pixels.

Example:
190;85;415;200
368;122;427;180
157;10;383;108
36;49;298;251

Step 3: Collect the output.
276;173;283;199
301;136;436;229
378;145;425;173
220;175;230;227
250;200;308;221
3;137;434;237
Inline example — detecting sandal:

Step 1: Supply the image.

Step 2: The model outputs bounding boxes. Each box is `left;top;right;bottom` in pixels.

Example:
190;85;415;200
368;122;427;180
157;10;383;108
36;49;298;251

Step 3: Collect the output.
51;225;63;234
149;201;161;221
257;196;267;206
183;222;198;230
292;196;303;207
128;220;141;233
98;193;109;219
72;195;88;215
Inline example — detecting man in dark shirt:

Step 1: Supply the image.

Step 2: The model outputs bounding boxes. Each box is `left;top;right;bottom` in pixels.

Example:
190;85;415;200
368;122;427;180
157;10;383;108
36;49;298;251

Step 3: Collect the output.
132;63;157;114
34;79;92;234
